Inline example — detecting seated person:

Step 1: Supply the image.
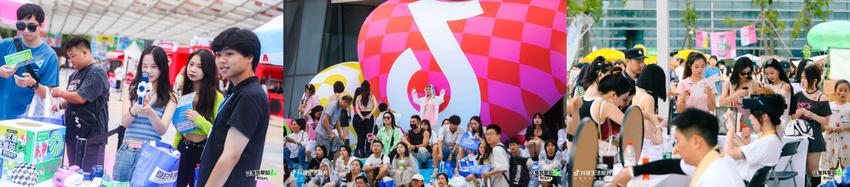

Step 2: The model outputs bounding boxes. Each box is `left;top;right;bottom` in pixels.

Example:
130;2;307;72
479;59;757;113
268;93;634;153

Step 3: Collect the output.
611;109;744;187
306;159;339;187
723;93;784;182
389;142;420;185
364;141;390;186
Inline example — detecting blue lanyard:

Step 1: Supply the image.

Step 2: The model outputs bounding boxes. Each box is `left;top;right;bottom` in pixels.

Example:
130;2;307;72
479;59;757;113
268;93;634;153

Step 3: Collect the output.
210;94;234;134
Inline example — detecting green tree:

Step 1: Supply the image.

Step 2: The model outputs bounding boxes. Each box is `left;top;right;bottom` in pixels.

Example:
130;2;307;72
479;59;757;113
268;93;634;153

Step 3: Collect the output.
791;0;831;41
567;0;604;56
681;0;698;49
753;0;786;56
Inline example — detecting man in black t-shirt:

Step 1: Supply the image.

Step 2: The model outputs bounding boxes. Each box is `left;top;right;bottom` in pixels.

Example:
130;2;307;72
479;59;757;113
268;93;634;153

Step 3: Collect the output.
197;27;270;186
50;37;109;172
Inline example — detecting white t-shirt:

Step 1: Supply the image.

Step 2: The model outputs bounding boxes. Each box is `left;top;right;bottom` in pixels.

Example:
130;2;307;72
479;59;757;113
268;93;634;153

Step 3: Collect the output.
365;153;390;168
737;134;782;181
675;66;685;82
557;129;569;148
438;127;463;146
285;131;307;158
489;144;510;187
695;156;745;187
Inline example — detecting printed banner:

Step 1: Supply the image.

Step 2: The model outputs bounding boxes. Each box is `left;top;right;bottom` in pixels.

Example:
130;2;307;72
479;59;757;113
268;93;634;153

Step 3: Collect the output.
740;25;757;46
695;30;709;49
710;31;736;59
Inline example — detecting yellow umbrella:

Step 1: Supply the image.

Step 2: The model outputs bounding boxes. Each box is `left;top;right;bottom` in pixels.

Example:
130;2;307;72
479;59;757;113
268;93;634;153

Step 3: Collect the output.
579;48;625;63
644;55;657;64
677;49;707;60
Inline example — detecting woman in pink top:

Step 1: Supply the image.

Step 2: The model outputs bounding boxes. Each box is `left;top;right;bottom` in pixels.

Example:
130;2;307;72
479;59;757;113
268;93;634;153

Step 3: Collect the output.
676;53;716;113
299;84;320;118
412;84;445;132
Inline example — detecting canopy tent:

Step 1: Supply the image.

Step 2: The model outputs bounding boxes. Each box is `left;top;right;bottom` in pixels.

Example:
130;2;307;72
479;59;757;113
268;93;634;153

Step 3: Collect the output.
254;15;282;66
0;0;283;42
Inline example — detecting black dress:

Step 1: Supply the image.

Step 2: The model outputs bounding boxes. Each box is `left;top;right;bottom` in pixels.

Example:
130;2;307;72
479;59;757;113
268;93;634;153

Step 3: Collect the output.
790;92;830;153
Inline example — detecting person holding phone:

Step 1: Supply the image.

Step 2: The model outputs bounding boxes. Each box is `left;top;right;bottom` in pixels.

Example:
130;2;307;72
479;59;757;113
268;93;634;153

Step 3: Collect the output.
720;57;762;108
0;3;60;120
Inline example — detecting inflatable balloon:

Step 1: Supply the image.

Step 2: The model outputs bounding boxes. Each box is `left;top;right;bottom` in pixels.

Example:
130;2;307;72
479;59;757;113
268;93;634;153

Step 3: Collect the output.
807;21;850;51
308;62;365;107
357;0;567;138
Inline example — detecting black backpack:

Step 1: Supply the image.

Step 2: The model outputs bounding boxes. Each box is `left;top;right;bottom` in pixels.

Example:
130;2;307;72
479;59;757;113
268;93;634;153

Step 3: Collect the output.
495;145;530;187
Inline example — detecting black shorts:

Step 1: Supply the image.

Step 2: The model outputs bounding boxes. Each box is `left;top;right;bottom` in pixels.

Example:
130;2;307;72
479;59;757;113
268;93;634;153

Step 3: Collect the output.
340;109;351;127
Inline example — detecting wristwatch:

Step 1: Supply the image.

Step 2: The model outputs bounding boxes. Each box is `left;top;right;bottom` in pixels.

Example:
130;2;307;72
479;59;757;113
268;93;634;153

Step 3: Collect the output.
28;83;39;90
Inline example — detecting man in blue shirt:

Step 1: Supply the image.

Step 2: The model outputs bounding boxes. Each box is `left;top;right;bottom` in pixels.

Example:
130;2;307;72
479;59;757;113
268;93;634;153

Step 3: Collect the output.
0;3;60;120
704;55;722;97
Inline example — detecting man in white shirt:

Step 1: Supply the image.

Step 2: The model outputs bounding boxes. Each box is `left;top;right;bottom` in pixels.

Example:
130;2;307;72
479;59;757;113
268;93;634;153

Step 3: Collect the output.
364;141;390;186
431;115;463;169
612;109;746;187
484;124;510;187
723;94;784;182
675;109;744;187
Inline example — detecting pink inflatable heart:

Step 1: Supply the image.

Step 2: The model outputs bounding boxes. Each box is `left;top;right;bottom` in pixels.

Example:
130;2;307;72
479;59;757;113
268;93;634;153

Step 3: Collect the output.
357;0;566;138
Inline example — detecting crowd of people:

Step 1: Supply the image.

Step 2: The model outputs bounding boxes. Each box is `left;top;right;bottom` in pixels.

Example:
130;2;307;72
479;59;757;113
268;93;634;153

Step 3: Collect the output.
284;47;849;187
0;4;272;186
569;47;849;186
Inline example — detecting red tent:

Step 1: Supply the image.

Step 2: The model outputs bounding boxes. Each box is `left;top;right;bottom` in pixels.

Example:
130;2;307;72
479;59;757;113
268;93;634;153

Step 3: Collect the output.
257;62;284;118
167;46;211;85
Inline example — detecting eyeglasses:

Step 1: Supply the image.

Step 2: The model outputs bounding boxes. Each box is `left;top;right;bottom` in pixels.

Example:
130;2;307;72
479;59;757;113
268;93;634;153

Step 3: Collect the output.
15;22;38;32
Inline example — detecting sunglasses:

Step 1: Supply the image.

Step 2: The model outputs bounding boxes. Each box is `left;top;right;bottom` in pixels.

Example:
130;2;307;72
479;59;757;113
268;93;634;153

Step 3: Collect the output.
383;116;392;119
16;22;38;32
740;71;752;76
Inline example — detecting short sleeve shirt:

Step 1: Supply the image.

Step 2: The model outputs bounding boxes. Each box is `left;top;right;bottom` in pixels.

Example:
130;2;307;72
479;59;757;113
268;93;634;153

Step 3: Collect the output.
365;154;390;167
317;101;342;135
0;38;60;120
65;64;109;139
489;144;510;186
738;134;781;180
675;77;716;113
438;127;463;146
197;77;270;186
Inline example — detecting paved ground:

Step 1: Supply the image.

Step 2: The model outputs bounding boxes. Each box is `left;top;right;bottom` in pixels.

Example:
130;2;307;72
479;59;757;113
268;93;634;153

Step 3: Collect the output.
58;68;284;186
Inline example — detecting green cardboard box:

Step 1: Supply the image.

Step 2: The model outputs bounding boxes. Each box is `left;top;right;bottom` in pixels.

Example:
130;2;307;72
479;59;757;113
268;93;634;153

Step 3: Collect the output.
0;119;65;183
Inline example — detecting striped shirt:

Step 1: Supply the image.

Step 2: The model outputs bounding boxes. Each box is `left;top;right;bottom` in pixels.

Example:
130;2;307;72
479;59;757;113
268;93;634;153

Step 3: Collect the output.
124;106;165;142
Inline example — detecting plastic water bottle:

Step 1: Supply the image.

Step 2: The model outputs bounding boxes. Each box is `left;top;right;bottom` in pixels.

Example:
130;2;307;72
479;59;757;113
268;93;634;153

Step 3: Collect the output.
341;178;347;187
624;140;636;167
136;72;151;105
662;136;673;159
296;166;305;187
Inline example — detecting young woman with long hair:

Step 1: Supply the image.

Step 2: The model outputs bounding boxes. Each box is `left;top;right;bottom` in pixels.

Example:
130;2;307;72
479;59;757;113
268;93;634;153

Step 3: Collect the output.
789;66;832;185
115;46;178;182
762;59;793;123
676;53;717;113
720;57;761;107
353;81;378;157
173;49;222;187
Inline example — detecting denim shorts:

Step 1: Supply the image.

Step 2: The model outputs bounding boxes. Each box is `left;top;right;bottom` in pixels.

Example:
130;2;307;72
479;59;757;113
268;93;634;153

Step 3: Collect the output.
112;144;143;182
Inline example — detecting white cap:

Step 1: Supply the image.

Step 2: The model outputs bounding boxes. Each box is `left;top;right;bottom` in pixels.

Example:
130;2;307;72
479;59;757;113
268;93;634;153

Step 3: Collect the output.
412;174;424;181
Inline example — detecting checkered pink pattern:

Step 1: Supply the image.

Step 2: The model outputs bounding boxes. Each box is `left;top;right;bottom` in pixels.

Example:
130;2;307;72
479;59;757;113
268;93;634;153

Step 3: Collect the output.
358;0;567;136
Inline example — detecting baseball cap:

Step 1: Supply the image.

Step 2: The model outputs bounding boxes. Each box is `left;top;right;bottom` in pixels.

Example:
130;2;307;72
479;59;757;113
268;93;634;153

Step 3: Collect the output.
624;48;647;60
412;174;424;181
